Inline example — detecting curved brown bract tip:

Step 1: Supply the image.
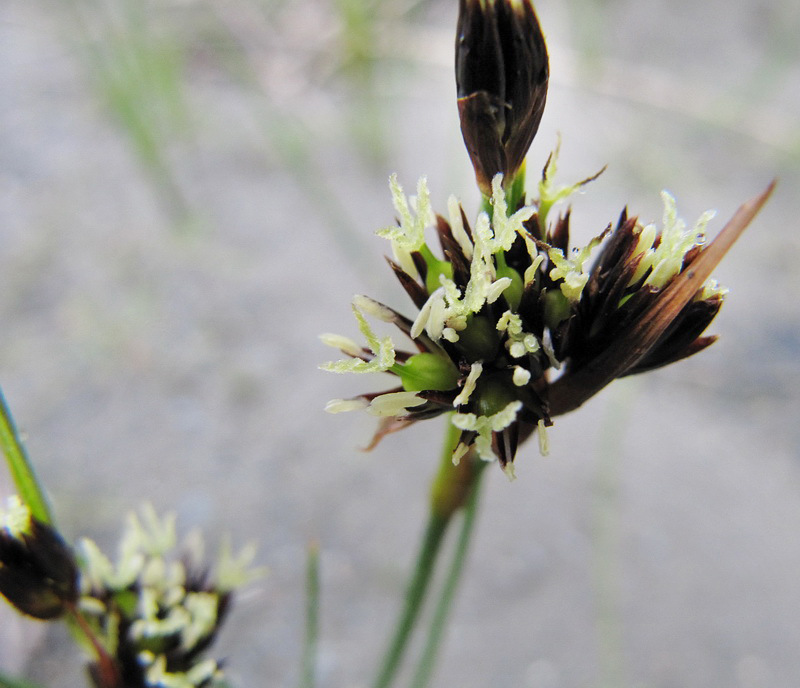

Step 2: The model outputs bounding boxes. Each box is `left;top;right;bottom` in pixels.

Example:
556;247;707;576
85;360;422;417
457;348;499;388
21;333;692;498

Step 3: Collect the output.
548;180;776;417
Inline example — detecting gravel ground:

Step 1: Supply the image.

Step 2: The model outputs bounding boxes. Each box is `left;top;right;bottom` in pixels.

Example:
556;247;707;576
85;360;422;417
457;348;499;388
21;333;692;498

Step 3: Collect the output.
1;0;799;686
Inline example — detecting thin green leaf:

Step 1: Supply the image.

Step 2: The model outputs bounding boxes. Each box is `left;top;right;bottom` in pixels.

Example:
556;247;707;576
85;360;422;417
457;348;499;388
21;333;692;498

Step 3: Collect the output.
409;462;487;688
299;541;321;688
0;387;53;525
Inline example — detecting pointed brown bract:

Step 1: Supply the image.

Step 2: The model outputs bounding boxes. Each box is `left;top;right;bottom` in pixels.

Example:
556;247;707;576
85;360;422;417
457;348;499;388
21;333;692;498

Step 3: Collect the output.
549;181;776;416
387;257;428;310
456;0;549;195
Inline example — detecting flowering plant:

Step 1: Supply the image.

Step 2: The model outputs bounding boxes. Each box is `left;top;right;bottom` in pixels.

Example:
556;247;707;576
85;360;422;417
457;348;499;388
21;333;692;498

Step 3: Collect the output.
323;0;772;479
0;394;261;688
0;1;773;687
319;0;772;685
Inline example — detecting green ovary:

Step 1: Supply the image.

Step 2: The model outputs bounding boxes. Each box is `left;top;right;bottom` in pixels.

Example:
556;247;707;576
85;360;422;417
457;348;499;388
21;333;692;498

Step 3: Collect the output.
425;260;454;295
399;353;460;392
420;244;454;294
543;288;571;328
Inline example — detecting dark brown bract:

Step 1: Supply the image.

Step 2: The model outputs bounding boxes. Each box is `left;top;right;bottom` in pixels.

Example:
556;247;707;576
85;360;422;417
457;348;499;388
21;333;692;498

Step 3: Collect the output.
456;0;549;196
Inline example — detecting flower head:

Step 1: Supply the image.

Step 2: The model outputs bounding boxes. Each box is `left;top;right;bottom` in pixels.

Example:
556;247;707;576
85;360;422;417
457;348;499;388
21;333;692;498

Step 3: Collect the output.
0;495;79;620
321;0;772;476
322;153;773;475
456;0;549;196
78;504;264;688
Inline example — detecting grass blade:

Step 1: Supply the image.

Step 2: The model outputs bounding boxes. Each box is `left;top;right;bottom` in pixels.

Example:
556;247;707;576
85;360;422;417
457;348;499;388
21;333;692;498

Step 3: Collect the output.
0;387;53;525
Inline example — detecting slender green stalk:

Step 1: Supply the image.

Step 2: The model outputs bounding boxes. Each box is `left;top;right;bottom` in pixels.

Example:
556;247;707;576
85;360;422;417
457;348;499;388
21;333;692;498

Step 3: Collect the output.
371;510;450;688
299;541;321;688
410;461;487;688
67;604;121;688
371;419;469;688
0;387;52;525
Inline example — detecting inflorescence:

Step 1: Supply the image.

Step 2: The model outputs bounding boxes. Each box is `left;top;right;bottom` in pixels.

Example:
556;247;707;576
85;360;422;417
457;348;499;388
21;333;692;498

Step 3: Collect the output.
321;0;771;478
1;498;262;688
322;152;730;477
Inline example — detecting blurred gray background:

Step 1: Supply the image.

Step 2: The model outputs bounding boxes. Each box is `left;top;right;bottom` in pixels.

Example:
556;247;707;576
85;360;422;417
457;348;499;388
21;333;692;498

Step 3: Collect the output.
1;0;799;686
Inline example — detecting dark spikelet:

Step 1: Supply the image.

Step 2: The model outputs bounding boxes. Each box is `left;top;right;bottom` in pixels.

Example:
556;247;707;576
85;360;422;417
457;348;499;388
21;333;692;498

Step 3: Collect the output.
417;389;459;407
588;213;639;286
456;0;549;194
435;215;456;256
549;181;776;416
457;429;478;453
0;519;78;620
522;212;543;242
625;297;724;375
459;204;474;243
363;416;417;451
494;424;519;469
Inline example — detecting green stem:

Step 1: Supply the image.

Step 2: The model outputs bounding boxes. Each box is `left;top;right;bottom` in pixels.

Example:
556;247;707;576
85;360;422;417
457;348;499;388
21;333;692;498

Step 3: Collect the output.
410;461;487;688
372;419;467;688
0;387;53;525
299;542;321;688
371;510;450;688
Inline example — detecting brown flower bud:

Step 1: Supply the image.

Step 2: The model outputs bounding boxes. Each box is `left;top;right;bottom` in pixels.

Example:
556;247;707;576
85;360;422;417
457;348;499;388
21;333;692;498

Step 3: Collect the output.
0;503;79;620
456;0;549;196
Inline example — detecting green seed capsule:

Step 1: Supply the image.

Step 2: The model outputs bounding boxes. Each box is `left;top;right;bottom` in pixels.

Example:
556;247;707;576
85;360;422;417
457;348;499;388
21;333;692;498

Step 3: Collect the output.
425;260;454;295
400;353;460;392
543;288;572;328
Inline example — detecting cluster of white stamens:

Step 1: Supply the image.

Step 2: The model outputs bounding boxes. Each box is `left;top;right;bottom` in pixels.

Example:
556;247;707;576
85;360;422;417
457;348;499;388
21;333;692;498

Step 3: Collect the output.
453;362;483;407
321;165;722;468
0;495;31;537
410;176;536;343
452;401;523;463
633;191;719;292
77;504;263;687
497;311;540;358
378;174;435;279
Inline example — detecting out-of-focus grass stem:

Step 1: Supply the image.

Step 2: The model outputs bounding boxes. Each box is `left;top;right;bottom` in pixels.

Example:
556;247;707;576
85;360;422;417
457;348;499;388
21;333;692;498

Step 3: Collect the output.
299;541;321;688
207;3;376;277
66;0;194;226
409;460;486;688
0;387;53;526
